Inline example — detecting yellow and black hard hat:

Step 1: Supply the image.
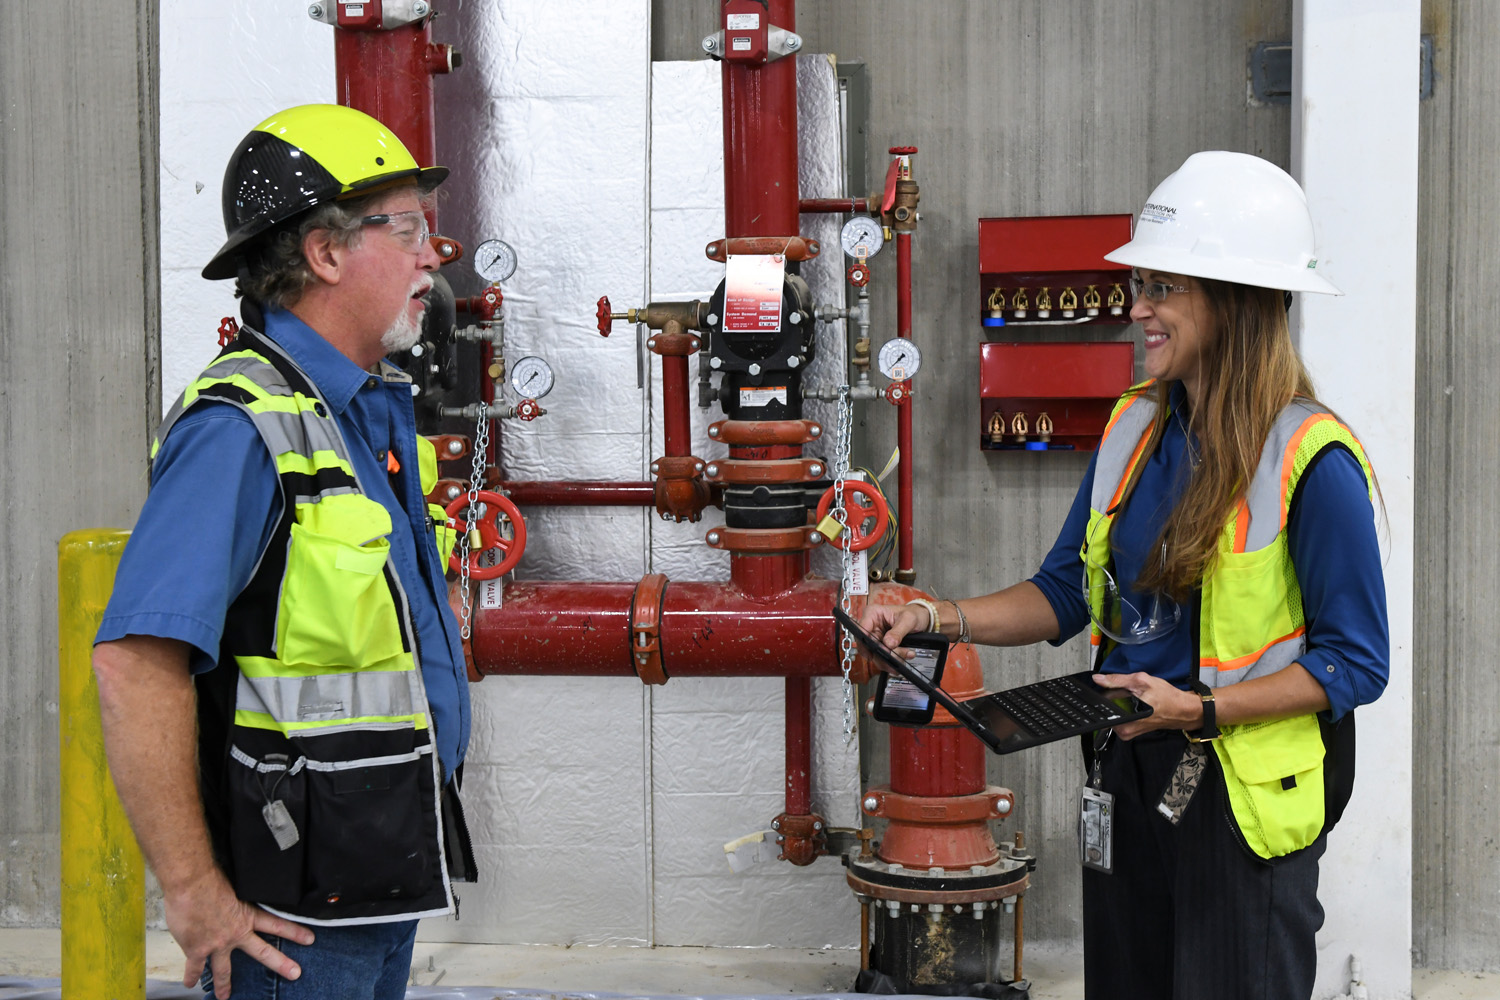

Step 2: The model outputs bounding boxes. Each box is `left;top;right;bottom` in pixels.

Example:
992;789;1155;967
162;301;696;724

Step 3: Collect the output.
203;104;448;281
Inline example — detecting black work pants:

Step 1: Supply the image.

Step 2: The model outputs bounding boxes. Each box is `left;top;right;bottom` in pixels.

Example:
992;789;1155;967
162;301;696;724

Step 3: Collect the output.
1082;731;1326;1000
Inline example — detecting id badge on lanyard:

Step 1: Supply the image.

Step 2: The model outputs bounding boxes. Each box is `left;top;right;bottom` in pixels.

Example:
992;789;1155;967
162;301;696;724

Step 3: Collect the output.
1079;741;1114;873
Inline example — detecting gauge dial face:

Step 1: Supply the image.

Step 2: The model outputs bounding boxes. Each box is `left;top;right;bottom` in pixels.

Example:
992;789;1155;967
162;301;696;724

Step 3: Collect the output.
474;239;518;283
510;356;555;399
877;337;922;380
840;216;885;260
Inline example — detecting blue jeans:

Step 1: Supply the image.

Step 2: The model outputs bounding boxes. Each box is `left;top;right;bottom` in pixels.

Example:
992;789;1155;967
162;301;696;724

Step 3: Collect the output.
205;919;418;999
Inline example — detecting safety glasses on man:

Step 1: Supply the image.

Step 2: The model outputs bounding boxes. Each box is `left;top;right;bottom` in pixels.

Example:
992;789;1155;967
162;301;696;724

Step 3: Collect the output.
361;210;432;254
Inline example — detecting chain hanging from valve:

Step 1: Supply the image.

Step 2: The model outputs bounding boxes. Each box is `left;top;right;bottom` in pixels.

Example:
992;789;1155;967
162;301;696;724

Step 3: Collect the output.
831;384;858;744
457;406;491;640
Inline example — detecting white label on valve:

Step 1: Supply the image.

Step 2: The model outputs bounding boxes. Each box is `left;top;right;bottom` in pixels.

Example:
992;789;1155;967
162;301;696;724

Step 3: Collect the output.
732;36;752;51
726;13;760;28
847;548;869;596
738;386;788;408
344;2;366;14
723;254;785;333
480;576;503;610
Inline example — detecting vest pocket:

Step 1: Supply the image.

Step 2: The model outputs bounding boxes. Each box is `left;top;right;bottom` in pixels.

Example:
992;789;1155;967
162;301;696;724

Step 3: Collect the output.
276;520;406;669
299;749;435;909
225;747;307;908
1203;543;1296;670
1214;714;1326;859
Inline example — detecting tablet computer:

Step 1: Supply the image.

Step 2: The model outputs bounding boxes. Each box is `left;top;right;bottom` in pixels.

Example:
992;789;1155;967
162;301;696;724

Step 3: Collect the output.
834;606;1153;754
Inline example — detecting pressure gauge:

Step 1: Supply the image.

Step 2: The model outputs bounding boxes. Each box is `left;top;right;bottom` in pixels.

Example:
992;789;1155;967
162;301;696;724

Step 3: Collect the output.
877;338;922;381
474;239;518;283
840;216;885;260
509;356;554;398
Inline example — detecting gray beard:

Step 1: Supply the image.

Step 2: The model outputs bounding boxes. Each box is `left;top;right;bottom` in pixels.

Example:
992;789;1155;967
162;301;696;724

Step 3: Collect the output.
381;304;424;355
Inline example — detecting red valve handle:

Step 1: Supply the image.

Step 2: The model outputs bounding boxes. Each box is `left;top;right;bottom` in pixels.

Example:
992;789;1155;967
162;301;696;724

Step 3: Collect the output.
446;490;527;580
217;316;239;347
515;398;542;421
596;296;613;338
888;145;918;155
884;380;912;406
847;263;870;288
815;481;890;553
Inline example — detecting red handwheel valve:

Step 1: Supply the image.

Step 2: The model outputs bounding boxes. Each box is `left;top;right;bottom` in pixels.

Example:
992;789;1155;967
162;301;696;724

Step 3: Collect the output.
596;296;613;338
446;490;527;580
814;481;890;553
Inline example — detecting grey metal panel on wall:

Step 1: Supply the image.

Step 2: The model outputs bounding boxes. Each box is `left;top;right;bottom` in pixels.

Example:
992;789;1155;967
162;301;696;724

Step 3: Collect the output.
1413;0;1500;973
658;0;1292;947
0;1;159;923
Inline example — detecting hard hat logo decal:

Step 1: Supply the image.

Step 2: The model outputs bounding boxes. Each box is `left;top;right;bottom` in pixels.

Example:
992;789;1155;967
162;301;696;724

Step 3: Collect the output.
1141;202;1177;225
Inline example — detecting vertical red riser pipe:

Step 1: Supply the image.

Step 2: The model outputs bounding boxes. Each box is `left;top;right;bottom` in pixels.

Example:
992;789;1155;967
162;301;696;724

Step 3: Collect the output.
719;0;811;840
896;232;914;577
661;355;692;457
334;21;441;199
721;1;800;238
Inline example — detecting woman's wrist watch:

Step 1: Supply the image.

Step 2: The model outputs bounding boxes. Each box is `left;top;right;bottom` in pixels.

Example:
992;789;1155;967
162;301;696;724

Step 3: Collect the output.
1184;679;1220;743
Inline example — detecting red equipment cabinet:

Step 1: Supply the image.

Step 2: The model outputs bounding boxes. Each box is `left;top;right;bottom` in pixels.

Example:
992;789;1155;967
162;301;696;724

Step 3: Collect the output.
979;342;1135;451
978;214;1134;327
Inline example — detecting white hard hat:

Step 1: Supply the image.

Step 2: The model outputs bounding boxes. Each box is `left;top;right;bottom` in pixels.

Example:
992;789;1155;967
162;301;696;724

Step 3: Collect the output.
1104;151;1341;295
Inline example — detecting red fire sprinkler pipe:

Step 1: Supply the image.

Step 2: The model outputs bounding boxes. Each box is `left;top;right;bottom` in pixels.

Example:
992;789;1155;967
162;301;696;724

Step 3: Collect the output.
332;14;456;215
721;0;800;239
896;231;915;581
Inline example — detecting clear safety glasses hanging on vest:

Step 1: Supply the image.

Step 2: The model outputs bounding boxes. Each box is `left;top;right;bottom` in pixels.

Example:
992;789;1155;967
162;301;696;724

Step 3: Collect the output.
1081;541;1183;645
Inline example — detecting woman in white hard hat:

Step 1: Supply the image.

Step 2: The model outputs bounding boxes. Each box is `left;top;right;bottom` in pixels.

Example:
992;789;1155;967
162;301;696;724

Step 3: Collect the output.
861;151;1388;999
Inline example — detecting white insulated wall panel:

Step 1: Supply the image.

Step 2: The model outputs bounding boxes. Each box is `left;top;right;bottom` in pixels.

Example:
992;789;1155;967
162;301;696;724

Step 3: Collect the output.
159;4;333;414
426;0;654;945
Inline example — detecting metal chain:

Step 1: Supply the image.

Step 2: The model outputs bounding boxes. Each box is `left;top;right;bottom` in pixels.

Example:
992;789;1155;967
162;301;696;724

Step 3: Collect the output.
458;405;491;640
832;384;858;744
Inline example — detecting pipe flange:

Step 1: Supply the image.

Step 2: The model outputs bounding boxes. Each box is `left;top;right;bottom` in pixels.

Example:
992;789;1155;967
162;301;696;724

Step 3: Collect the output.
705;236;821;262
845;855;1030;903
708;419;823;446
629;573;670;685
862;785;1015;823
704;457;826;485
705;526;822;554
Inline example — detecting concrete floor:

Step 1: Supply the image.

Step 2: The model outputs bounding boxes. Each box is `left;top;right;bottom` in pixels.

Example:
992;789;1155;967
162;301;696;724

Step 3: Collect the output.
0;929;1493;998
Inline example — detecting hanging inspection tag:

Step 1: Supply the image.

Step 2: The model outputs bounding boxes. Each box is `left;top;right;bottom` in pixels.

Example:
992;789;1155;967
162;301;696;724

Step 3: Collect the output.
262;800;300;852
723;254;785;334
1079;785;1114;873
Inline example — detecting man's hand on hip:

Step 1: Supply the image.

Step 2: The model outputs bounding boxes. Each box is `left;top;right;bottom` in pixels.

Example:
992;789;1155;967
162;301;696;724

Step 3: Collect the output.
167;868;315;999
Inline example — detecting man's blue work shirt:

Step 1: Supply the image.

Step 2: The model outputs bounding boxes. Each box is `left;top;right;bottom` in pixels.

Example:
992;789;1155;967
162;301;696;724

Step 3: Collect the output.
97;307;471;778
1028;382;1389;721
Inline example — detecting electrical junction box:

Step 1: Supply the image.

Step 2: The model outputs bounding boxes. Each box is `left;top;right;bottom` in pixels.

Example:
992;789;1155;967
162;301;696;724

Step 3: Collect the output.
979;341;1134;452
978;214;1134;328
723;3;770;64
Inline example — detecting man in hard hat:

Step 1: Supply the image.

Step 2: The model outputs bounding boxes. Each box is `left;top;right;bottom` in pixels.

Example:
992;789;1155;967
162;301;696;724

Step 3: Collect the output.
93;104;474;1000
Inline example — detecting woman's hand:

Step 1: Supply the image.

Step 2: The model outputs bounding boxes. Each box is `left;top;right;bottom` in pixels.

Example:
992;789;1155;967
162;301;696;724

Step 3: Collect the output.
1091;672;1204;740
857;604;930;667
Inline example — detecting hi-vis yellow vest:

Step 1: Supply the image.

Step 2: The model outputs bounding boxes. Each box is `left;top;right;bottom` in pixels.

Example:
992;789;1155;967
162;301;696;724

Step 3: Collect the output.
152;328;457;923
1084;383;1373;859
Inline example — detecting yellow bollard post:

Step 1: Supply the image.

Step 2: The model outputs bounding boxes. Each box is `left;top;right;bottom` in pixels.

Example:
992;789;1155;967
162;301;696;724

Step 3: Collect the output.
58;529;144;1000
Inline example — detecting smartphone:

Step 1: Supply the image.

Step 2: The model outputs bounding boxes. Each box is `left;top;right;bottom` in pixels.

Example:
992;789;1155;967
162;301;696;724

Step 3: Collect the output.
870;631;949;726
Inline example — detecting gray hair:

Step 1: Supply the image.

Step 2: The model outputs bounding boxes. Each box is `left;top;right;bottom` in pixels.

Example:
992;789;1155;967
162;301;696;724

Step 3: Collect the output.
235;191;387;309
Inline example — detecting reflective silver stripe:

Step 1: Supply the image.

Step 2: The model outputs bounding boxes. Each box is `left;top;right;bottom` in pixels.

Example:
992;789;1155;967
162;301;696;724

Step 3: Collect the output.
228;744;431;772
250;406;352;465
302;746;432;771
1091;394;1158;512
1240;400;1327;551
291;486;361;507
228;744;308;775
236;671;415;725
1199;633;1306;688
